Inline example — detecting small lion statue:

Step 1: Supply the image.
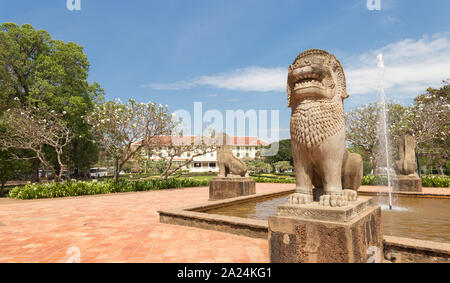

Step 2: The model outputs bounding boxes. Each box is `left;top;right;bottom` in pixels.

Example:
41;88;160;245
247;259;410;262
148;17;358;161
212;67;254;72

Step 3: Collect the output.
216;133;247;177
395;135;418;176
287;49;363;207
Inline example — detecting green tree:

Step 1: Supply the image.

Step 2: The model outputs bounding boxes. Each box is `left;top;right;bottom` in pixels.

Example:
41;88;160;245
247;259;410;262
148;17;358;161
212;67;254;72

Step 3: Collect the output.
0;23;104;178
410;81;449;172
273;161;294;173
245;160;272;174
403;80;449;158
263;139;293;165
0;149;30;194
155;160;169;174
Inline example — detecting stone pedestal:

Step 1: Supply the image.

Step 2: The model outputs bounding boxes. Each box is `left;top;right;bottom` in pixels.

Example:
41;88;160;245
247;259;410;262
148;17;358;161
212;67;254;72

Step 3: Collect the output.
209;177;256;201
393;175;422;192
269;197;383;263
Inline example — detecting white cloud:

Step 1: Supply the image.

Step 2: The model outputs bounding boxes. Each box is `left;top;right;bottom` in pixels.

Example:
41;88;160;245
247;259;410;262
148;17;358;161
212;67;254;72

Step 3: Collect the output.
142;67;286;92
142;33;450;101
346;33;450;98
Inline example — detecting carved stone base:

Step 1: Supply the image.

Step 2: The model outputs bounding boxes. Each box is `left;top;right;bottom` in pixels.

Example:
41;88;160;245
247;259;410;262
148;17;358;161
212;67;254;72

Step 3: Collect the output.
269;197;383;263
209;177;256;201
393;175;422;192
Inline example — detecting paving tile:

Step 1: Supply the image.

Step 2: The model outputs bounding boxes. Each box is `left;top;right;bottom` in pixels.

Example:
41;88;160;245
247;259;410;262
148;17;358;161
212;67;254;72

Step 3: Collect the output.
4;183;430;263
0;184;294;262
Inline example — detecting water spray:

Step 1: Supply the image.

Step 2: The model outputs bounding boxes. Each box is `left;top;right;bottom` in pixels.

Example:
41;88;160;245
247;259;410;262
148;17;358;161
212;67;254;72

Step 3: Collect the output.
377;54;393;210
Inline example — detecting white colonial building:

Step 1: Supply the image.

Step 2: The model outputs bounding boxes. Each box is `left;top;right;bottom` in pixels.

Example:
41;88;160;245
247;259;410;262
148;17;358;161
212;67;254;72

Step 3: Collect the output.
134;136;269;173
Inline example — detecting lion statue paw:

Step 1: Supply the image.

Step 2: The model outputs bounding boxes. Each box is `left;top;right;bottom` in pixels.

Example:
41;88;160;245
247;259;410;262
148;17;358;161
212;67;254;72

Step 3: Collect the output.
343;189;358;202
289;193;313;205
319;194;348;207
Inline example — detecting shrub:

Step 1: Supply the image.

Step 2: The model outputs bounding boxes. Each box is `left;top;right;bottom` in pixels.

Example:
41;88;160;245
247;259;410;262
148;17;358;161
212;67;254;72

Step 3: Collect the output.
250;173;293;179
421;175;450;188
275;172;296;177
252;176;295;184
182;172;217;177
362;174;449;188
8;178;210;200
361;175;388;186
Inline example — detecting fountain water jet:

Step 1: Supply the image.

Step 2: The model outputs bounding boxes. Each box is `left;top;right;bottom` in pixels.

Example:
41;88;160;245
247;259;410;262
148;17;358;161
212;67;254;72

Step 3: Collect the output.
377;54;393;210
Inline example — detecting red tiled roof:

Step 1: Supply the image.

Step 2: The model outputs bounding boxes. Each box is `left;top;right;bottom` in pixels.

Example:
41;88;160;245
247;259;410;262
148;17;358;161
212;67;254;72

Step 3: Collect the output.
232;136;269;146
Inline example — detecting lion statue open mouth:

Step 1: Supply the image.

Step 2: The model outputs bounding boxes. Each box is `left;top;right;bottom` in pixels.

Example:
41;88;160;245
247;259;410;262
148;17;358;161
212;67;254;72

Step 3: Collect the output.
287;49;363;207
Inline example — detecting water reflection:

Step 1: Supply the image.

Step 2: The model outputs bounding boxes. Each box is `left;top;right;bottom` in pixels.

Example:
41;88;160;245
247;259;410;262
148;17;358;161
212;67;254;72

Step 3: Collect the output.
206;195;450;243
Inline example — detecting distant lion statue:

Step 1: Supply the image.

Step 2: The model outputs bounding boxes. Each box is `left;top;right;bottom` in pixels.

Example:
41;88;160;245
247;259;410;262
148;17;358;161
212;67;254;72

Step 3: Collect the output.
287;49;363;207
216;133;247;177
395;135;418;176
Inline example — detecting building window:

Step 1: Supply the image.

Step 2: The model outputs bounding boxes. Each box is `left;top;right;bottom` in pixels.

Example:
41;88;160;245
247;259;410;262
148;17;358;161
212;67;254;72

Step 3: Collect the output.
246;153;249;158
209;163;216;168
236;153;240;157
193;162;201;168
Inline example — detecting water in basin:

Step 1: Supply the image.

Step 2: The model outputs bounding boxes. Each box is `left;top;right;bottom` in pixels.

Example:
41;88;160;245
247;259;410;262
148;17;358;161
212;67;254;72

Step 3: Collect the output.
206;195;450;243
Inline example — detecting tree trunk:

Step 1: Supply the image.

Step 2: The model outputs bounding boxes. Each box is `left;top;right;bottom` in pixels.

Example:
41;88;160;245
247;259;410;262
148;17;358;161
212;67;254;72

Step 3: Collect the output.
1;181;5;196
371;159;377;175
114;158;120;183
74;168;79;179
72;140;79;178
31;158;40;183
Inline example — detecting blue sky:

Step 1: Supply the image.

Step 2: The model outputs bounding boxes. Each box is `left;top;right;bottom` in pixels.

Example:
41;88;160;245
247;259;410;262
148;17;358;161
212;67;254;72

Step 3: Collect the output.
1;0;449;141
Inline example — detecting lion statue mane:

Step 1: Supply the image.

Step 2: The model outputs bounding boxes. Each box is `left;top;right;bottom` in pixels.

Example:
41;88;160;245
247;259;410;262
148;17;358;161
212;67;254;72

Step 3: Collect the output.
287;49;363;207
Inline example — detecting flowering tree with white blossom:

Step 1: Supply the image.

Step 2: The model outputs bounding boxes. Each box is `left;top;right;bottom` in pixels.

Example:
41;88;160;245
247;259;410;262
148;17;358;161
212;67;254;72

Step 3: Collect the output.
346;80;449;173
0;103;72;182
402;80;449;154
346;102;405;172
88;99;175;182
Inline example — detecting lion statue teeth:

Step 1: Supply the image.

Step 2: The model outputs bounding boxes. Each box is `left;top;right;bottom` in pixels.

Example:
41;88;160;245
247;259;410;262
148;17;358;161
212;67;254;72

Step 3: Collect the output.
287;49;363;207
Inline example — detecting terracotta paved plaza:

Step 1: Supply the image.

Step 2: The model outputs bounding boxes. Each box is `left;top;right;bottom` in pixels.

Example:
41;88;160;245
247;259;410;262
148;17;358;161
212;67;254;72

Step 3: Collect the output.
1;183;448;263
0;183;293;263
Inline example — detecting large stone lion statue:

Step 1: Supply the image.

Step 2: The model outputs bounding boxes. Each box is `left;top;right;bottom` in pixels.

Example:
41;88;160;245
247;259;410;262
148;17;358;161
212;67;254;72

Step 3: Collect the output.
216;133;247;177
287;49;363;207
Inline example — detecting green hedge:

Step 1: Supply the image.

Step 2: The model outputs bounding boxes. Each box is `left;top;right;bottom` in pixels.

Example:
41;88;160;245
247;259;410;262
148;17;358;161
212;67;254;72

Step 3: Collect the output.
361;175;388;186
9;174;448;200
252;177;296;184
252;174;449;188
182;172;218;177
421;175;450;188
362;175;449;188
250;174;294;179
8;178;210;200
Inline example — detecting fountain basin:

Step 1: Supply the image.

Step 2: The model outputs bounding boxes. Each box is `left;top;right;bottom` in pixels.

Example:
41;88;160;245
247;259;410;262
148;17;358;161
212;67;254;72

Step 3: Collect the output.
159;188;294;239
159;188;450;241
158;187;450;262
205;193;450;243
